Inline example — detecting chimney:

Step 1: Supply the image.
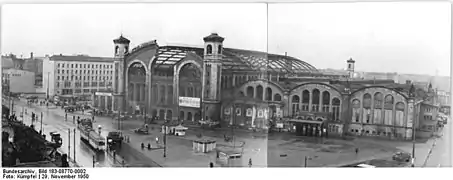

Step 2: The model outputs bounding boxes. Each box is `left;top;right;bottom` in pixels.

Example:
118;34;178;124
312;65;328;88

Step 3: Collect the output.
30;52;34;60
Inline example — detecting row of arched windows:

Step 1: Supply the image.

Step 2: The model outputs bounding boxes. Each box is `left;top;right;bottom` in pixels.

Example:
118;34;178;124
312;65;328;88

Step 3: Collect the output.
206;44;222;55
290;89;341;121
352;93;406;126
245;85;282;102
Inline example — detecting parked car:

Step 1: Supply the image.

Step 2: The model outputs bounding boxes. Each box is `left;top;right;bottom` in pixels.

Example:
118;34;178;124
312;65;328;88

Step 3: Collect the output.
392;152;411;162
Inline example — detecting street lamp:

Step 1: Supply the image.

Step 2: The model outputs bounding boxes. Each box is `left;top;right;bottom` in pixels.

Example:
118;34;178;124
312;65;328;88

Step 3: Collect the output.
163;125;167;158
304;155;318;167
46;72;50;100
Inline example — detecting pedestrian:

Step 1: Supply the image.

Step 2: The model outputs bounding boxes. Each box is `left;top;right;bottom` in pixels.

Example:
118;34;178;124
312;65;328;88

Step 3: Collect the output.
248;158;252;168
209;162;214;168
65;113;67;121
355;147;359;154
156;137;159;144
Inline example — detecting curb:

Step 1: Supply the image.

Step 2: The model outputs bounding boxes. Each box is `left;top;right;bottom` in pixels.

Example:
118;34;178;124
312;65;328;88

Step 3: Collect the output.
422;137;438;167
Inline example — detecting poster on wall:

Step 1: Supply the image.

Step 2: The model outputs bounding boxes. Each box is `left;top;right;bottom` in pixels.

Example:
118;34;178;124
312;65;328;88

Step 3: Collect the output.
246;108;253;117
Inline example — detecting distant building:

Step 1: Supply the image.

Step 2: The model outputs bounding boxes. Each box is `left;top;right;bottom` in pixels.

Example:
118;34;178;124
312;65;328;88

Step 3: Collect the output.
2;69;35;94
22;52;44;86
42;54;116;102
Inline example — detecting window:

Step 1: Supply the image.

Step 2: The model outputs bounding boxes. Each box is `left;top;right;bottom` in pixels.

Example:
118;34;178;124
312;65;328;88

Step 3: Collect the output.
75;64;78;68
57;70;60;74
218;45;222;54
62;64;65;68
348;64;351;69
71;64;73;68
206;45;213;54
58;63;60;68
84;64;86;68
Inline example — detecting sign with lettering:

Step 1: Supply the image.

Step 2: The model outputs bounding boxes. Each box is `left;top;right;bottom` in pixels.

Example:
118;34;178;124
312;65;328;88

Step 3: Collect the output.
95;92;112;96
179;97;200;108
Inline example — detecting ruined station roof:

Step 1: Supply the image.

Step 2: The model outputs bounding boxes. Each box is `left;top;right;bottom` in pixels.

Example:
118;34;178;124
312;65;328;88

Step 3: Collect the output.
148;44;319;74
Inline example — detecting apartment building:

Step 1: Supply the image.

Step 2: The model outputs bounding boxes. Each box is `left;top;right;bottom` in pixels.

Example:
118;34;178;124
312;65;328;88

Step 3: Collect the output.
42;54;116;101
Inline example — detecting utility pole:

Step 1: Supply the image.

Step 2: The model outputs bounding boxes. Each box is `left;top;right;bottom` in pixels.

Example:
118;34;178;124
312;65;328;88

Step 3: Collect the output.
68;128;71;159
163;125;167;158
73;128;76;162
232;104;236;149
40;112;43;135
46;72;50;100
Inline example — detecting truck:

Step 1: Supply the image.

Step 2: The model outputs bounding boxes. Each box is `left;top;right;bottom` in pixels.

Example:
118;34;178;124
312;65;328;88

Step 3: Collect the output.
106;131;123;150
79;126;106;152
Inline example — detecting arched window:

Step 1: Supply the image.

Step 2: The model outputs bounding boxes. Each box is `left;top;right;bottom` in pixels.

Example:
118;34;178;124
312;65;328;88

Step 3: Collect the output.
322;91;331;112
115;46;119;54
166;110;172;120
179;85;186;96
374;92;383;124
273;94;282;101
312;89;320;112
332;98;341;121
218;45;222;54
302;90;310;111
180;111;185;120
246;86;254;98
363;93;372;124
384;95;394;126
125;46;129;53
265;87;273;101
352;99;361;122
187;112;193;121
256;85;264;100
206;45;212;54
160;85;166;104
291;95;300;117
167;85;173;105
395;102;405;127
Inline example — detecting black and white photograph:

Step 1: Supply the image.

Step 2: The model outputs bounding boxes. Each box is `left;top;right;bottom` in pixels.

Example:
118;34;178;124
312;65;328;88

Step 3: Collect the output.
1;0;451;173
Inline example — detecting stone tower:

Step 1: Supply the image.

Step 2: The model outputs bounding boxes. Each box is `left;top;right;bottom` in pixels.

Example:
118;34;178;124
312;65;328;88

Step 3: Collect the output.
113;35;130;111
346;58;355;79
202;33;224;121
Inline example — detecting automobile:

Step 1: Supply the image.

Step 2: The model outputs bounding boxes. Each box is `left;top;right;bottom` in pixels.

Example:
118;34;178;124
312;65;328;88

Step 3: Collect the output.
134;127;149;135
392;152;412;162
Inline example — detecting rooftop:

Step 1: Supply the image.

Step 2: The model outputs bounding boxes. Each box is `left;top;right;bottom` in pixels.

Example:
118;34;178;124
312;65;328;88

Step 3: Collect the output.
137;43;319;74
49;55;115;62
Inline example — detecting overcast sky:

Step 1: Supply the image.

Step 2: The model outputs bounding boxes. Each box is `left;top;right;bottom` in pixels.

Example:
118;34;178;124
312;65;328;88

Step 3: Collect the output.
1;2;451;76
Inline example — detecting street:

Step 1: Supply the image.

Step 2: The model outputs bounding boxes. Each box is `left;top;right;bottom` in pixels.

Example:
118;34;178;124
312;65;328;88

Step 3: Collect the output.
423;122;452;167
12;99;118;167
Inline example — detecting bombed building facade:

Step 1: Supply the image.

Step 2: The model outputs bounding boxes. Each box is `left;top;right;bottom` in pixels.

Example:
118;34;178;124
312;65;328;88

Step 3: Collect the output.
92;33;439;140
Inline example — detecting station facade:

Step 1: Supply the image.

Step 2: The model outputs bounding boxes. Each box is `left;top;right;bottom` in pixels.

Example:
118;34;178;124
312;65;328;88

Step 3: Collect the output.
97;33;440;140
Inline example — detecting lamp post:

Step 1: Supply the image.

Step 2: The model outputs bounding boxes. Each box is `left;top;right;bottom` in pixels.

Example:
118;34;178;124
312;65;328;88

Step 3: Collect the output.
163;125;167;158
46;72;50;100
304;155;318;167
40;112;43;135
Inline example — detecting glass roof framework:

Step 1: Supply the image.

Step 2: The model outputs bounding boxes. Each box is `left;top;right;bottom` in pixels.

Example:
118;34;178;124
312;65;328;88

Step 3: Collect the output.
150;46;319;75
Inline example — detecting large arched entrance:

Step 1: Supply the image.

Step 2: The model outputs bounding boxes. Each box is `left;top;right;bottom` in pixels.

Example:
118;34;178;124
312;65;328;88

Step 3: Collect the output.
177;62;202;123
126;61;147;114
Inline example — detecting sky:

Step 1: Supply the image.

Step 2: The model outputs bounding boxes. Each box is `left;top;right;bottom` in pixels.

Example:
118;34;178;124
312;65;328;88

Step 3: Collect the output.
1;2;451;76
269;2;451;76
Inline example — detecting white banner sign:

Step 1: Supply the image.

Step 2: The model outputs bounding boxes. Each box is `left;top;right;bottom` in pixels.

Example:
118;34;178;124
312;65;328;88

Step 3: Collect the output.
179;97;200;108
95;92;112;96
